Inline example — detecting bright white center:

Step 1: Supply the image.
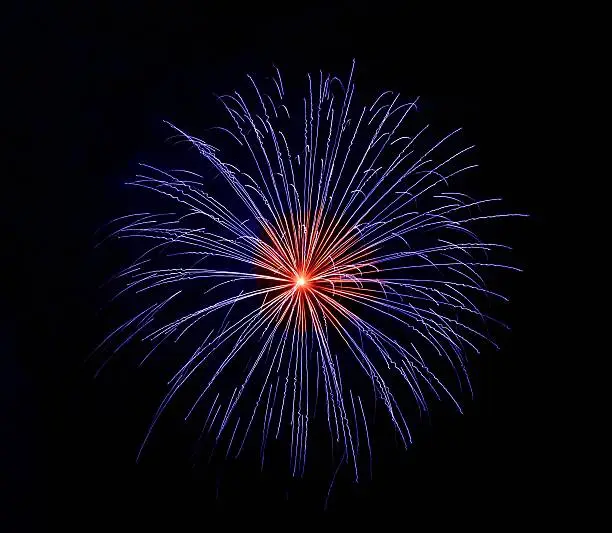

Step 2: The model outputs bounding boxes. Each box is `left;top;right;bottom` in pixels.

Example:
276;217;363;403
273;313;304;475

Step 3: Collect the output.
297;277;306;287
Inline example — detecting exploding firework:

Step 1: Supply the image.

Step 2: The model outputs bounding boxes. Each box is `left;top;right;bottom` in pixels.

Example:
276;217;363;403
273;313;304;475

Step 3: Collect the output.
96;62;524;481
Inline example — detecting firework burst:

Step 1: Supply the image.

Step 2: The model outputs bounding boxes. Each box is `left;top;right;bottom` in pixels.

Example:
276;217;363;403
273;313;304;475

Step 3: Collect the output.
96;62;525;481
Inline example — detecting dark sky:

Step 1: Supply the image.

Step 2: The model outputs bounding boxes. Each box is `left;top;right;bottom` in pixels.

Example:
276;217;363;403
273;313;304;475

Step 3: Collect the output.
4;1;552;529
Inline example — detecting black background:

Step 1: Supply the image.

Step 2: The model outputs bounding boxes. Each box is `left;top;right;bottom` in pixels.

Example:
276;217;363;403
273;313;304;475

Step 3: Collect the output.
3;1;554;529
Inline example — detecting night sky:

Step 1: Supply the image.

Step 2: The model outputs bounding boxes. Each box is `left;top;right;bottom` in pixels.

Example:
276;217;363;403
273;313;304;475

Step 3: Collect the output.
4;2;552;529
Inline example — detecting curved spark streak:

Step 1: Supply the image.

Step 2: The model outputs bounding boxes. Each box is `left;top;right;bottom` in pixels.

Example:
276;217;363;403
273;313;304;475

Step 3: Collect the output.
97;63;522;480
